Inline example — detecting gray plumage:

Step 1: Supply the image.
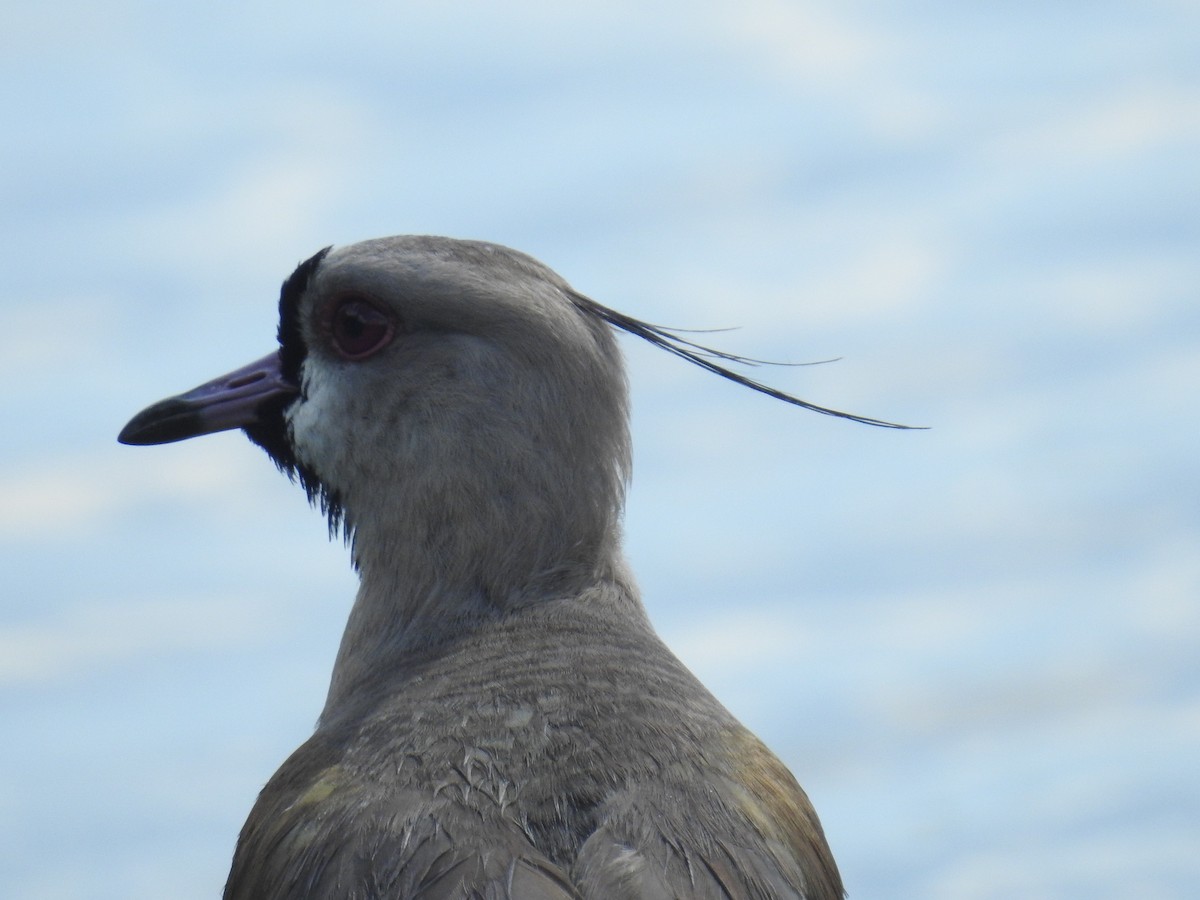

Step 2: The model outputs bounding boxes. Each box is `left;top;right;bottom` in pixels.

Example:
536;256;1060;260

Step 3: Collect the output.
120;236;854;899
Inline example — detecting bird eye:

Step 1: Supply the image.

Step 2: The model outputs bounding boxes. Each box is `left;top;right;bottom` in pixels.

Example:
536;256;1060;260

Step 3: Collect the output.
329;297;394;360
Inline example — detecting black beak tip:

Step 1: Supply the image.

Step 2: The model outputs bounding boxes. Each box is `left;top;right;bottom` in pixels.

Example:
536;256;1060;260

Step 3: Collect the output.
117;399;202;446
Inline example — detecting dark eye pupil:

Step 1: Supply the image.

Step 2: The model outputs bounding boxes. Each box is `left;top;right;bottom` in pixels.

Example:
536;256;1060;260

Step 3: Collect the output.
331;299;393;359
341;311;366;338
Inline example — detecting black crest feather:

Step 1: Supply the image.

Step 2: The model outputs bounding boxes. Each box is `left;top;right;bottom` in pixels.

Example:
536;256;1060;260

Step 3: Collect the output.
569;292;924;430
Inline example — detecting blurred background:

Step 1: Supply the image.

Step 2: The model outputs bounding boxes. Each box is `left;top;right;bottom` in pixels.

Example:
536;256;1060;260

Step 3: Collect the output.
2;2;1197;898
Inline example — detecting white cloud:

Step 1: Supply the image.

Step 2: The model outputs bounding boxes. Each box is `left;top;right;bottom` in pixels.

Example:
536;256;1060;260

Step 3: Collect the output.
0;294;121;376
986;84;1200;170
0;439;268;538
714;0;878;82
0;591;278;686
709;0;948;141
111;151;352;277
1030;256;1195;335
926;825;1200;900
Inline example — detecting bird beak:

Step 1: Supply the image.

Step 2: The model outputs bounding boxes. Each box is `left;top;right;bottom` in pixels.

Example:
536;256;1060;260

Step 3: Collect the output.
118;351;298;446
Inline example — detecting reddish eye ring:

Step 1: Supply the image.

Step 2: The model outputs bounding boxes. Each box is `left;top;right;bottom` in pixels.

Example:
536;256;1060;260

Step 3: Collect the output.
328;296;395;360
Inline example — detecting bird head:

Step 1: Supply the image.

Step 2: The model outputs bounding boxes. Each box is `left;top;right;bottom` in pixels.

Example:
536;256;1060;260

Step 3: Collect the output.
119;237;631;603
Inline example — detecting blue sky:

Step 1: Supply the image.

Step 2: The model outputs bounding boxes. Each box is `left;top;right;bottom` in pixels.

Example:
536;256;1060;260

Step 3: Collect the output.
2;2;1198;898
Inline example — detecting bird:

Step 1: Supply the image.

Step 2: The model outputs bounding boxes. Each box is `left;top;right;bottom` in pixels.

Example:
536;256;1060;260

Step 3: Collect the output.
119;236;911;899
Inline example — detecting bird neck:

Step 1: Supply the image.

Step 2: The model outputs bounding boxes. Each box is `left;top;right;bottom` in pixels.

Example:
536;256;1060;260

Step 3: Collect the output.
318;497;629;722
